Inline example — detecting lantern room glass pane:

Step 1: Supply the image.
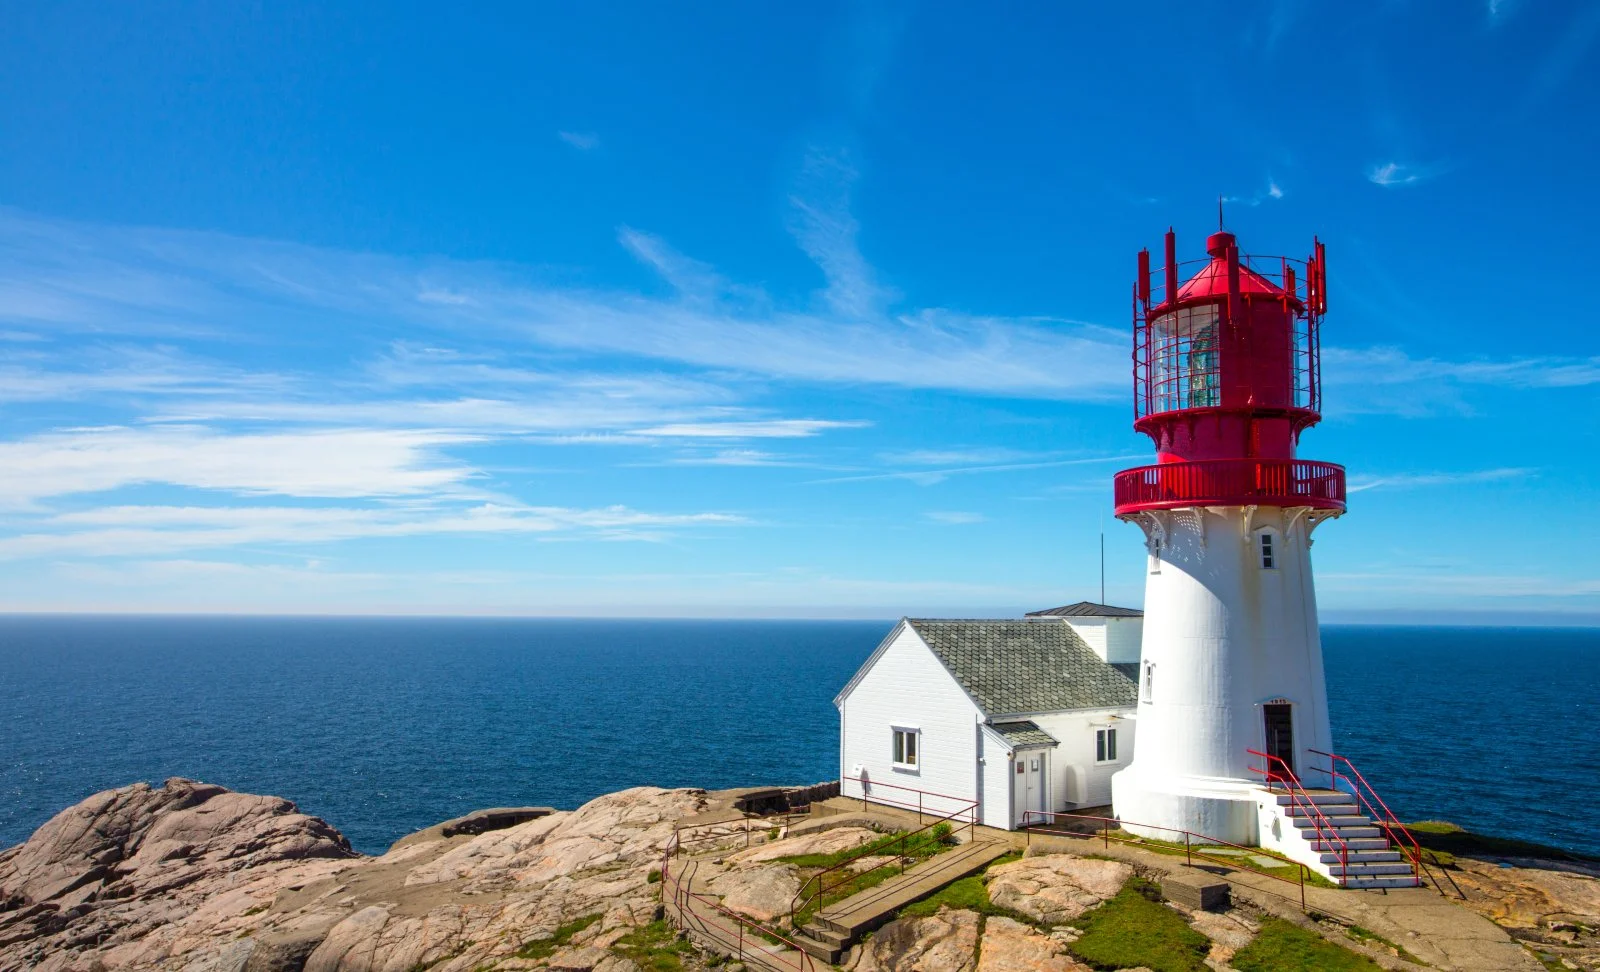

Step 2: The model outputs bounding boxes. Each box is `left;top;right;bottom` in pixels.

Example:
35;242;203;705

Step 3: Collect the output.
1150;304;1221;412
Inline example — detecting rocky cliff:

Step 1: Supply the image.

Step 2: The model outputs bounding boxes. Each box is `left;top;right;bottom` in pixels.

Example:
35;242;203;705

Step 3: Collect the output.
0;778;714;972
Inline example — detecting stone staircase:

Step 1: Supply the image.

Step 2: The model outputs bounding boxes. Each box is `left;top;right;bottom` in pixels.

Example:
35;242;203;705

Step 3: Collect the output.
790;839;1011;963
1258;787;1421;889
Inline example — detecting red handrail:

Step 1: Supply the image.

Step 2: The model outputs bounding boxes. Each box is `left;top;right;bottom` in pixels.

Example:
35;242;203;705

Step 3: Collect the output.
1247;748;1350;880
1309;748;1424;883
1022;809;1310;910
790;775;978;925
659;832;818;971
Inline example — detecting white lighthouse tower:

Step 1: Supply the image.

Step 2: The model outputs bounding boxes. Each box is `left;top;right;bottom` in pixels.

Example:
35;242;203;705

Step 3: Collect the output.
1110;227;1348;846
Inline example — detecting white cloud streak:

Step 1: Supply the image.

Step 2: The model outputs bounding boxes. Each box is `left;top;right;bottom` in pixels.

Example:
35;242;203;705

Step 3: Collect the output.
1346;467;1535;493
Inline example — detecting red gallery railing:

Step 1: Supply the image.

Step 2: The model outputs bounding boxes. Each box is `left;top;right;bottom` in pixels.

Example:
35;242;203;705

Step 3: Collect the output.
1114;459;1346;515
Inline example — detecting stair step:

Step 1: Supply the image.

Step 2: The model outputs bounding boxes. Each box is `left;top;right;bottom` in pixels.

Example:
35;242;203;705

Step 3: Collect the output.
1318;850;1403;864
1289;815;1373;828
1282;804;1361;818
1267;792;1356;808
791;932;843;964
800;923;849;947
1340;874;1422;889
1309;838;1391;851
1330;861;1417;876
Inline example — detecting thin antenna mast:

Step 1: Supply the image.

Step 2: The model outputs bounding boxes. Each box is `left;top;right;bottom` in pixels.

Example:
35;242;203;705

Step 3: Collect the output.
1218;195;1225;231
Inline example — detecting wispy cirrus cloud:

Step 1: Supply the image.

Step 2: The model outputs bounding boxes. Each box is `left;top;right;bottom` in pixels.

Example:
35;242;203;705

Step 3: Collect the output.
924;511;985;525
1367;161;1444;188
1346;467;1535;493
557;130;599;151
814;454;1142;487
1224;178;1285;207
1323;346;1600;415
0;426;481;508
0;502;744;559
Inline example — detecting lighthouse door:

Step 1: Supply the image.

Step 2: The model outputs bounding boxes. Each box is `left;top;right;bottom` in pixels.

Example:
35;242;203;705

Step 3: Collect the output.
1263;703;1297;781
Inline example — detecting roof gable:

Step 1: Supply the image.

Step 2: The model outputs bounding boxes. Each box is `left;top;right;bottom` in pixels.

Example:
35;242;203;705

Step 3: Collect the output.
905;619;1137;715
1025;601;1144;618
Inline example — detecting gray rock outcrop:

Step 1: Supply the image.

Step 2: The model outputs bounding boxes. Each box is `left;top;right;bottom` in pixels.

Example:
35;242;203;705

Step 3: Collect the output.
0;779;714;972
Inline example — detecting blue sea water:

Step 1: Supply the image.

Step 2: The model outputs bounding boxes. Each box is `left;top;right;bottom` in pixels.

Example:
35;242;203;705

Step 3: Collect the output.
0;617;1595;857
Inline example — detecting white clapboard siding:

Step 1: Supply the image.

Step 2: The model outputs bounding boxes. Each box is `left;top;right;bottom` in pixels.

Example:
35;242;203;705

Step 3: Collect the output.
838;623;983;821
977;725;1015;829
1030;709;1137;811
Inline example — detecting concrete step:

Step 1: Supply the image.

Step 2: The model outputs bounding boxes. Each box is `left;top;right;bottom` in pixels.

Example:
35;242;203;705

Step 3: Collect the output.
1266;789;1356;806
800;923;849;947
1318;850;1404;864
1282;803;1361;818
792;930;844;964
1341;874;1423;889
1331;861;1418;876
1267;796;1356;812
1289;814;1373;829
1309;837;1391;851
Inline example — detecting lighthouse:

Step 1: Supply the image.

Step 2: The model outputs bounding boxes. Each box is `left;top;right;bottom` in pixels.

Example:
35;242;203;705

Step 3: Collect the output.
1109;226;1346;845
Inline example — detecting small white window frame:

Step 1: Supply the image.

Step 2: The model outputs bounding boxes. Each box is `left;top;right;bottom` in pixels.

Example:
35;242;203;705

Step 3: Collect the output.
1095;727;1119;764
1256;528;1279;570
891;726;921;770
1148;538;1162;575
1141;660;1155;703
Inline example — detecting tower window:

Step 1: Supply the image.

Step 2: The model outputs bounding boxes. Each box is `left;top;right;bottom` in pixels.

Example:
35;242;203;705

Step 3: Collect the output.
1148;539;1162;575
1259;531;1276;570
1141;661;1155;703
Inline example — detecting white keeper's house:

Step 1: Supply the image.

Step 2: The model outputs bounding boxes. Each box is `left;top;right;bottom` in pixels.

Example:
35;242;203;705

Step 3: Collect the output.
835;602;1142;830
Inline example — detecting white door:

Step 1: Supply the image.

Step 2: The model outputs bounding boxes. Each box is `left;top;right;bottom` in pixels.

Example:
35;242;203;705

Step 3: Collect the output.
1012;752;1047;827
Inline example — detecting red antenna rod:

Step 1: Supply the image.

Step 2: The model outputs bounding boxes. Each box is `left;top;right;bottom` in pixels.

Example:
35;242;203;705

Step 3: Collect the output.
1163;229;1178;306
1137;248;1152;310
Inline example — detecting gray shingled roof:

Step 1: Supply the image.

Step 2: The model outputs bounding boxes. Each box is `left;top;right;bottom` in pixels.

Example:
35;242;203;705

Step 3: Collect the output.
989;720;1058;748
906;619;1138;715
1025;601;1144;618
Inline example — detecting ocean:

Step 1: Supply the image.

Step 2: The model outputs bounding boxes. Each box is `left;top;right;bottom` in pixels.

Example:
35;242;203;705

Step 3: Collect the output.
0;617;1594;857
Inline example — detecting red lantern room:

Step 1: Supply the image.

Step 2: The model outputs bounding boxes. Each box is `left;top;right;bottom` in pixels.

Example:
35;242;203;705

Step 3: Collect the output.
1113;228;1346;516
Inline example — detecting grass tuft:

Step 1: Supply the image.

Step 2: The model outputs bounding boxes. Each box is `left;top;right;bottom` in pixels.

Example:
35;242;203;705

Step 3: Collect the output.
1231;918;1383;972
514;913;602;959
612;919;695;972
1067;877;1210;972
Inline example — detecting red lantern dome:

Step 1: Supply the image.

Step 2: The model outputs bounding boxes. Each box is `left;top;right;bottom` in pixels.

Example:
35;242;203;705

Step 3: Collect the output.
1114;228;1344;516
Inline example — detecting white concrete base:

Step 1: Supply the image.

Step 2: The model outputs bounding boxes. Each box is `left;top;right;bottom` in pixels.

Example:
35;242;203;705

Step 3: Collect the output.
1111;769;1261;846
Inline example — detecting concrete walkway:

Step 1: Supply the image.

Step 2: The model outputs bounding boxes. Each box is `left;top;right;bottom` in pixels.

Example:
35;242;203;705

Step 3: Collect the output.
663;854;817;972
813;797;1541;971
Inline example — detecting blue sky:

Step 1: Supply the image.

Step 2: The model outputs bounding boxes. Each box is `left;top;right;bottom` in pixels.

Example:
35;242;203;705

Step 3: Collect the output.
0;1;1596;621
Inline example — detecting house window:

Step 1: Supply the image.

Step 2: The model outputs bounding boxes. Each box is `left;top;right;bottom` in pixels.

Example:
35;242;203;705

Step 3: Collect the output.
1141;661;1155;703
1096;728;1118;763
892;727;919;769
1259;531;1277;570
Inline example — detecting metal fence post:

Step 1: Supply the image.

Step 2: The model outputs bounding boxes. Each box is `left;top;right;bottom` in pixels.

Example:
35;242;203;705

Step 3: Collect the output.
1185;832;1191;867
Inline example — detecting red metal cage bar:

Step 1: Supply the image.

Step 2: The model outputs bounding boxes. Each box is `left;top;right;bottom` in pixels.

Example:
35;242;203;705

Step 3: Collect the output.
1114;459;1345;515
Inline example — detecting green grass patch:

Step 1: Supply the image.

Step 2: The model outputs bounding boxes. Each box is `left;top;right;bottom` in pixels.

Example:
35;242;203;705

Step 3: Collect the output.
514;913;602;959
1231;918;1383;972
612;920;696;972
1094;832;1339;889
1407;820;1595;865
897;852;1026;921
1067;878;1210;972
